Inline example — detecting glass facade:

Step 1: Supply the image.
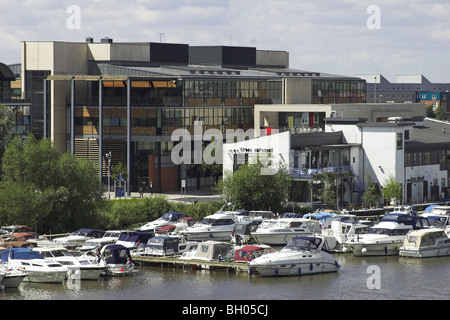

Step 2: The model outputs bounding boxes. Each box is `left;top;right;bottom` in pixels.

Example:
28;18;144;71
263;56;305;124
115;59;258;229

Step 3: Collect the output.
311;80;366;104
65;76;366;192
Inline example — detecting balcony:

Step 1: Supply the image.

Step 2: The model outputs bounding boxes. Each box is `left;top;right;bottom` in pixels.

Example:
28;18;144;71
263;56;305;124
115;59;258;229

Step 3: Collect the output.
290;165;355;180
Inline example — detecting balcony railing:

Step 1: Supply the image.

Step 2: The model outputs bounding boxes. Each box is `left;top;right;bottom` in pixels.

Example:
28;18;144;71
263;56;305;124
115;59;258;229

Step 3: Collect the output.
290;165;354;180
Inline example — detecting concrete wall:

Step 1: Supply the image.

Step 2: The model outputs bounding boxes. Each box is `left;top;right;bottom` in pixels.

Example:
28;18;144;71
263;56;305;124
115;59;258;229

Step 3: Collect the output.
254;104;332;136
256;50;289;68
222;131;291;177
282;78;312;104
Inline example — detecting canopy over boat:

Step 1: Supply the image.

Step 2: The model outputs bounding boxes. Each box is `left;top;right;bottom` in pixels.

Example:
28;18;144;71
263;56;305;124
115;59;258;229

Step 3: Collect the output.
101;245;132;264
0;248;45;261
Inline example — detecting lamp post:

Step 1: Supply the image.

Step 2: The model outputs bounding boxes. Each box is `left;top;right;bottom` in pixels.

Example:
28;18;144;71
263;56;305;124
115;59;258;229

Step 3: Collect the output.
106;151;112;200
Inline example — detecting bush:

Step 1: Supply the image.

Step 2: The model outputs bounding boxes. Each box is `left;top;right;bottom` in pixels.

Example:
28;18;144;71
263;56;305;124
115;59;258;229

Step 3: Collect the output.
97;196;224;230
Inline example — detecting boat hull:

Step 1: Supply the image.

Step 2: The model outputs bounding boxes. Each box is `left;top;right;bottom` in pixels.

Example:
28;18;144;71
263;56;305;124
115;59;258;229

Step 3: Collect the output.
66;266;105;280
251;232;311;245
183;230;233;242
24;270;67;283
346;241;403;256
2;272;27;288
250;261;339;277
399;244;450;258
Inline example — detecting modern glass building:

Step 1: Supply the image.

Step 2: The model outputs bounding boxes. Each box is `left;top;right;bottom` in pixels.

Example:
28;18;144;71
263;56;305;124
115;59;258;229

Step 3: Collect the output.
18;39;366;194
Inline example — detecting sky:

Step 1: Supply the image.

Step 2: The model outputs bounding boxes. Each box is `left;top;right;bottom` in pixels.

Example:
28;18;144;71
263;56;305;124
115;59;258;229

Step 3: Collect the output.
1;0;450;83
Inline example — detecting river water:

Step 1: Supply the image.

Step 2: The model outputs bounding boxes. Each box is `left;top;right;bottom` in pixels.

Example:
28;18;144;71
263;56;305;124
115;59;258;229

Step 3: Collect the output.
2;253;449;301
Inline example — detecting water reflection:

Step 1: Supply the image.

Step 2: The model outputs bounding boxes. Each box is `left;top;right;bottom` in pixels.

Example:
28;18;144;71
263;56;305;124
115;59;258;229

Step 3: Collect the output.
1;254;450;300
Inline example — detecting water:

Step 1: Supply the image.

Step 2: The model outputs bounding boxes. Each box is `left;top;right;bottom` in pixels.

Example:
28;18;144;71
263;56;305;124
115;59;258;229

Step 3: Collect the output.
2;253;449;301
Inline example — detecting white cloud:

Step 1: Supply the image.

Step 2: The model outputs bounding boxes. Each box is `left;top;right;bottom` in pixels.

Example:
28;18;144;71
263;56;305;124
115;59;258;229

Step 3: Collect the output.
1;0;450;82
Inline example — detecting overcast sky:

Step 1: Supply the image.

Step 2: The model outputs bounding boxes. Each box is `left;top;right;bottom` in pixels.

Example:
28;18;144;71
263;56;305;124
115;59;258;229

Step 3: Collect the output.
1;0;450;83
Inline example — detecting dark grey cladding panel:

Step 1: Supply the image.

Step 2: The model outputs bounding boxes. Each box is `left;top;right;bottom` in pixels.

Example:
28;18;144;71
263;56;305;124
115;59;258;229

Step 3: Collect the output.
291;132;343;149
149;42;189;64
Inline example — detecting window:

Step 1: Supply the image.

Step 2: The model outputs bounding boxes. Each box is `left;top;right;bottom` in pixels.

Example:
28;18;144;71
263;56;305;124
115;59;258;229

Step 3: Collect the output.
396;133;403;150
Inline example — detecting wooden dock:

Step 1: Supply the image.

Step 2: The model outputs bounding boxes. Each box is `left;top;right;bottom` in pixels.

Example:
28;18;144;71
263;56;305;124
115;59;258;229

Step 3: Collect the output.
132;254;249;272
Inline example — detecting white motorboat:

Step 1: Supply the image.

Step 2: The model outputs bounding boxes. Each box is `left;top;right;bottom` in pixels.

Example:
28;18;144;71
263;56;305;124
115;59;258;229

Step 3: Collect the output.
399;228;450;258
181;212;237;241
345;213;430;256
321;219;369;252
250;218;321;245
249;236;339;277
1;266;27;288
35;247;105;280
0;248;67;283
139;212;189;234
99;244;138;276
79;230;122;252
421;206;450;229
53;228;104;249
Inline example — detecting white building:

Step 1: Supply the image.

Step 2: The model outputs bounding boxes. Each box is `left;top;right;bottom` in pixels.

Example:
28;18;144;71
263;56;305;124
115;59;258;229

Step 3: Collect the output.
223;116;450;207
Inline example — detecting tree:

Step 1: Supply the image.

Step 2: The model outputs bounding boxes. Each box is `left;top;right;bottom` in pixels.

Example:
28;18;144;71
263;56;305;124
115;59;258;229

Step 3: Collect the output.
0;135;105;233
0;104;14;162
314;172;336;208
363;173;382;208
215;162;292;213
382;174;403;205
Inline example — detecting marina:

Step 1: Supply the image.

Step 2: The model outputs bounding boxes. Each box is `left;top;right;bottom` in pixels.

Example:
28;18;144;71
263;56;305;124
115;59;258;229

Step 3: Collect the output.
1;252;450;301
1;202;450;302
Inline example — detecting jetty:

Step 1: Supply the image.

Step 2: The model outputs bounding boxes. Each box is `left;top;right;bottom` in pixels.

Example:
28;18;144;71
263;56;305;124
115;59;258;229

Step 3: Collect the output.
132;255;249;272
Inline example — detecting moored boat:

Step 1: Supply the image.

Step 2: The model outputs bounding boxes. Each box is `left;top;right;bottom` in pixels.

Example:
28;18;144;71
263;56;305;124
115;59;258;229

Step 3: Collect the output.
139;212;189;234
53;228;104;249
345;212;430;256
399;228;450;258
251;218;321;245
35;246;105;280
249;236;339;277
181;212;237;241
99;244;137;276
0;248;67;283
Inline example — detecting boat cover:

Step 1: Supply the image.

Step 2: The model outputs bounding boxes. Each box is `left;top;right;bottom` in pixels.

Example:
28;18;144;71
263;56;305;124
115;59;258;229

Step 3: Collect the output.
102;245;131;264
235;245;271;262
118;231;152;243
161;212;189;221
0;248;45;261
303;212;336;222
423;205;439;213
193;241;232;260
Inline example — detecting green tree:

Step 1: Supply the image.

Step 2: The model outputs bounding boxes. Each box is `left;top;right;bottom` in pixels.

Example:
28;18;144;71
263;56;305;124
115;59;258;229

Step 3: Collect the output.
363;173;382;208
382;174;403;205
0;104;14;162
215;162;292;213
314;172;336;208
0;135;105;233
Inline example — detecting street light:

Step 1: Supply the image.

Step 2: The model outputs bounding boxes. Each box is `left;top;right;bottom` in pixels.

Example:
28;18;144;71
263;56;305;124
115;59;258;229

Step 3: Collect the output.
106;151;112;200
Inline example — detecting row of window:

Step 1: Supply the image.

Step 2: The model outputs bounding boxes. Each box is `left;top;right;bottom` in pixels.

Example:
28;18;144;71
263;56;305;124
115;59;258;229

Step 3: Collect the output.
405;150;450;168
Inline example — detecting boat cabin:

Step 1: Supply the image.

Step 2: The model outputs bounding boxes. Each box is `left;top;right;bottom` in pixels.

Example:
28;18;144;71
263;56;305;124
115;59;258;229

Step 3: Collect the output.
190;241;235;261
145;236;180;256
402;229;450;248
101;244;132;265
234;245;275;262
116;231;153;248
284;236;331;253
381;213;430;230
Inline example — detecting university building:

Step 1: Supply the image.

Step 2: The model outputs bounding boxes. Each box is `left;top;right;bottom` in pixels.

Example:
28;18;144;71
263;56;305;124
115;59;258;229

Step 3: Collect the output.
2;38;366;194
